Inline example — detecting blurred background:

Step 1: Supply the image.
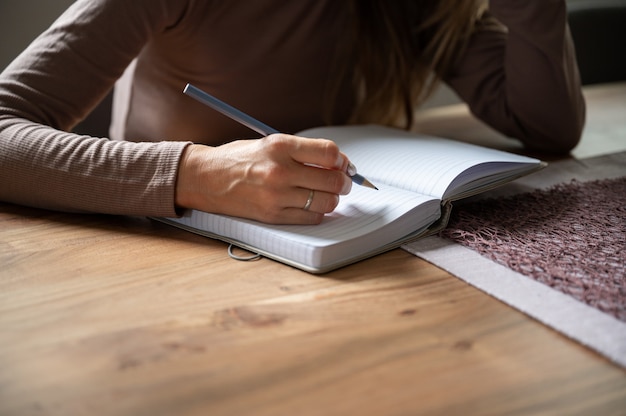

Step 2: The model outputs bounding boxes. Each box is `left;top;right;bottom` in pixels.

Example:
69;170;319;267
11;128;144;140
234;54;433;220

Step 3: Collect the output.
1;0;624;114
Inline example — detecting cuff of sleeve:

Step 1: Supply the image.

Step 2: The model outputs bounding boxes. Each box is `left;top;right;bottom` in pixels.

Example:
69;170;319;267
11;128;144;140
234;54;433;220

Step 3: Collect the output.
145;141;193;218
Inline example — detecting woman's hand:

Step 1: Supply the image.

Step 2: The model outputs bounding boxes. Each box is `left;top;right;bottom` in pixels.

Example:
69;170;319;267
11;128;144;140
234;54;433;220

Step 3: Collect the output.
175;134;353;224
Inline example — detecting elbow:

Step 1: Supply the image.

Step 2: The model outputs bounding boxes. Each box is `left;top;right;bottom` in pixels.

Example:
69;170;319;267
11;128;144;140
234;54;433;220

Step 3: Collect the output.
488;91;587;155
523;124;583;155
521;100;586;156
549;130;583;155
469;89;587;155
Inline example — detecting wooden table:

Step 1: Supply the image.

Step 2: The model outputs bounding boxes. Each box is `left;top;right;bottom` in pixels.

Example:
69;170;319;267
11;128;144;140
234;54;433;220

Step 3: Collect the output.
1;84;625;416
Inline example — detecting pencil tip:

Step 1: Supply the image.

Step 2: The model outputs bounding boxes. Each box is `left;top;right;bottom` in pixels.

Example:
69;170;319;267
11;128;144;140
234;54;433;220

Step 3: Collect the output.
363;179;378;190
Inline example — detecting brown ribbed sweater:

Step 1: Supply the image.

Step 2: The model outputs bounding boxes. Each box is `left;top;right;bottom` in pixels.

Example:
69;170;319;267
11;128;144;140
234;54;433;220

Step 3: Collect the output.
0;0;585;216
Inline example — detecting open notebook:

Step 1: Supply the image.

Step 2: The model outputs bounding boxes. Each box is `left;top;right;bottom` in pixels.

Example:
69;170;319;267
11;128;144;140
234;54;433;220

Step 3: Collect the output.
155;125;544;273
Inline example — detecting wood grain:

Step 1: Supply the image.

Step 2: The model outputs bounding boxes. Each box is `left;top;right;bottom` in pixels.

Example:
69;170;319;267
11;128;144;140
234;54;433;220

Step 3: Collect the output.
2;83;625;416
1;203;625;416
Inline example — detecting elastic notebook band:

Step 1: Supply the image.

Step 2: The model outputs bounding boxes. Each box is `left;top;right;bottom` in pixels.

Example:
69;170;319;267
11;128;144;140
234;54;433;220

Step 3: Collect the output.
228;244;262;261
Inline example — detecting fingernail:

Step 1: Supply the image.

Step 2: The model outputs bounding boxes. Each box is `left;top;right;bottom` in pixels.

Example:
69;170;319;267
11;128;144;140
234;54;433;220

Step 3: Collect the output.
346;162;357;176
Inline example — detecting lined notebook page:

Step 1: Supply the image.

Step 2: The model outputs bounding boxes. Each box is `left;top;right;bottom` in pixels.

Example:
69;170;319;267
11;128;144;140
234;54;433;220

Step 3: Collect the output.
168;185;440;270
300;125;540;200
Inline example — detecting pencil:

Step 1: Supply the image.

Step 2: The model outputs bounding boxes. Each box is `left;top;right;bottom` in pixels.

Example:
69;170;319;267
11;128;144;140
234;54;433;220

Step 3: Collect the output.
183;83;378;190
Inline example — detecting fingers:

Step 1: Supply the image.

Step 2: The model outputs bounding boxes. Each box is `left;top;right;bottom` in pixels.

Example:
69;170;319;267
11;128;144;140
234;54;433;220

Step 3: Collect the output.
262;134;352;196
295;188;340;214
251;134;351;224
296;164;352;196
258;187;339;217
265;133;349;172
245;189;338;225
275;189;340;225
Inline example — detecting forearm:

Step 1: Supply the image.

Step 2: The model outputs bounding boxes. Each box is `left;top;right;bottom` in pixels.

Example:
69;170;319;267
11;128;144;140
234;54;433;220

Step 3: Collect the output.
0;0;199;215
447;0;585;153
0;116;189;216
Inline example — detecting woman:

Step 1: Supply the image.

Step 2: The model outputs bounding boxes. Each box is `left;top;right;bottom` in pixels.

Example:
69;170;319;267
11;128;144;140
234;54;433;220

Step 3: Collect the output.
0;0;585;224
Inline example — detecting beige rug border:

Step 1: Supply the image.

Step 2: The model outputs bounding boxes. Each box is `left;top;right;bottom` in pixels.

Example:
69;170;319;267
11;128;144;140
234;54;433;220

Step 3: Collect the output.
403;236;626;368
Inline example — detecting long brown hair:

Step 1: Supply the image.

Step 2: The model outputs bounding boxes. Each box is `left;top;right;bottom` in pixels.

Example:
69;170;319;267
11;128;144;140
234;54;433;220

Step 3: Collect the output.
339;0;490;129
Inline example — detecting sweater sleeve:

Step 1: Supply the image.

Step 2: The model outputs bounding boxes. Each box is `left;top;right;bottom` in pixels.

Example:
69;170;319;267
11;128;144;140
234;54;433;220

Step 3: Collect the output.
0;0;191;216
445;0;585;154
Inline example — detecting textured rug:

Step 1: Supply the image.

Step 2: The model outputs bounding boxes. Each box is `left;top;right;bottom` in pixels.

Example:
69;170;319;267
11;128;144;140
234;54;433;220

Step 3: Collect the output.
441;177;625;322
404;152;626;367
